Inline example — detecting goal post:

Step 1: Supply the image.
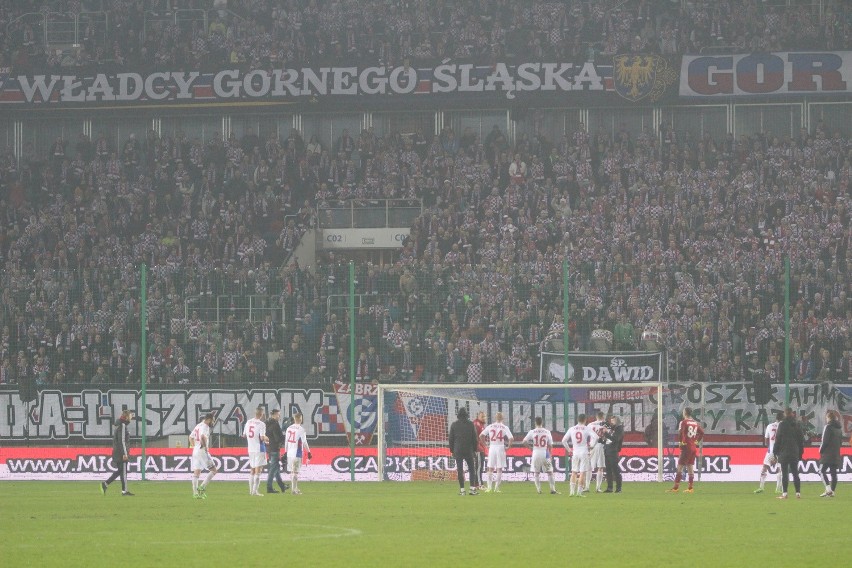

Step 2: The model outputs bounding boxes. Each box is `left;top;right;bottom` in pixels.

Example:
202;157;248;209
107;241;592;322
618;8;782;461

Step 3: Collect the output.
376;382;669;482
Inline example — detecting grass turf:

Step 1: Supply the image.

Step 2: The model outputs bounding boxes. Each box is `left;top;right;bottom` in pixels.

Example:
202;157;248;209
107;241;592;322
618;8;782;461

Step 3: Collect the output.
0;480;844;567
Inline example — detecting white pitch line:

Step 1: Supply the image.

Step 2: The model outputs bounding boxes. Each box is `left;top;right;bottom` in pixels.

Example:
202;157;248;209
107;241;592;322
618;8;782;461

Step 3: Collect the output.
143;524;363;545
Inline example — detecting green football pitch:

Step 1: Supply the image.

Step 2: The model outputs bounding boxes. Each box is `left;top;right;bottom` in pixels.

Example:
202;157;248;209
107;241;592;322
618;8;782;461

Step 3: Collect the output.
0;480;844;567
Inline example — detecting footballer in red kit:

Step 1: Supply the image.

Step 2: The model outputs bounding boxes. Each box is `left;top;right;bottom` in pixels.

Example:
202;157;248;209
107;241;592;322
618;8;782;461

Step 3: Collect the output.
669;408;704;493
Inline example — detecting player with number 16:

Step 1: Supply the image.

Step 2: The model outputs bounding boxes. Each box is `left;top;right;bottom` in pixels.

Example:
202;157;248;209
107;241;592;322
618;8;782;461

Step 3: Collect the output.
523;417;559;494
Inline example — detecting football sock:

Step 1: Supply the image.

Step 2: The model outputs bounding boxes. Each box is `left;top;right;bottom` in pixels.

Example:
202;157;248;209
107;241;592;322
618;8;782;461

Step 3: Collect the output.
569;479;577;495
291;473;298;493
776;471;783;490
548;473;556;491
759;470;766;489
534;473;541;492
248;474;256;494
254;475;262;494
192;474;199;494
596;470;603;491
202;470;216;487
495;470;502;489
487;470;493;491
688;474;694;489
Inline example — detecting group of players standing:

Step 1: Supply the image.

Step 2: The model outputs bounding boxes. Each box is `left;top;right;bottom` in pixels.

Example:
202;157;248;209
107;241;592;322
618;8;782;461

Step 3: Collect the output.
188;406;311;498
450;408;626;496
452;405;845;498
101;406;311;498
102;404;843;498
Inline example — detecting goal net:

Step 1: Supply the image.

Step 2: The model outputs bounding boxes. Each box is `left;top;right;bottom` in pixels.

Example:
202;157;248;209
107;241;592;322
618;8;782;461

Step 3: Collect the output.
376;383;677;482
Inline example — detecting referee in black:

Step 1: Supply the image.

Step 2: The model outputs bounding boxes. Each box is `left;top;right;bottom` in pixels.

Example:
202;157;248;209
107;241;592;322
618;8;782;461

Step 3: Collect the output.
449;407;479;495
101;409;134;496
603;414;624;493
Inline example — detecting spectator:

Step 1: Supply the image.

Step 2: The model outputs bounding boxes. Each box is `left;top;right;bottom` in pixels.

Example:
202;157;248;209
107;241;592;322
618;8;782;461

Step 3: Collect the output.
0;27;850;391
795;351;814;382
613;313;635;351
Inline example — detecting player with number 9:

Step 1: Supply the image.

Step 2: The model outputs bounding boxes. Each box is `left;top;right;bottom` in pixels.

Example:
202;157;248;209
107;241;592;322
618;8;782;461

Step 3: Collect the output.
562;414;591;497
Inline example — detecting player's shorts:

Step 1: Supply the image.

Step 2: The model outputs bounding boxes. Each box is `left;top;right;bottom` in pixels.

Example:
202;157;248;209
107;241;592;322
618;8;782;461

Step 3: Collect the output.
571;452;589;472
678;445;697;467
289;457;302;473
487;446;507;469
590;445;606;469
531;453;553;474
762;452;777;467
191;449;215;471
248;451;268;468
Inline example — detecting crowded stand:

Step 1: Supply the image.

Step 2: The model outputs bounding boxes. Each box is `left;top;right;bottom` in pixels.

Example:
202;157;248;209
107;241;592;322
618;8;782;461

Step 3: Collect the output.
0;114;849;388
0;1;850;391
1;0;850;71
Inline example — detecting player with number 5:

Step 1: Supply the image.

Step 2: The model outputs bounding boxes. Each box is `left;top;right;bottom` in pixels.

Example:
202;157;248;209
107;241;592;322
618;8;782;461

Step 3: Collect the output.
243;406;269;496
668;408;704;493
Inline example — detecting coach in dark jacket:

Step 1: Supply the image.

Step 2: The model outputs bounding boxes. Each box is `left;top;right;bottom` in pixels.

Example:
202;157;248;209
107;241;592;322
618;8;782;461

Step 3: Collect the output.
604;414;624;493
101;409;134;496
819;410;842;497
265;408;289;493
449;407;479;495
773;408;804;499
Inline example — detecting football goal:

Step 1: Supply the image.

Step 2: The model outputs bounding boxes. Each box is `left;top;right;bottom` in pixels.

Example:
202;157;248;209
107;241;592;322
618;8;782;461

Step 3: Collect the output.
376;383;673;482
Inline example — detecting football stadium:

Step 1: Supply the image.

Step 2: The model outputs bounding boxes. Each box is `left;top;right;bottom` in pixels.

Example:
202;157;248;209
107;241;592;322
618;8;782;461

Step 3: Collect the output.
0;1;851;566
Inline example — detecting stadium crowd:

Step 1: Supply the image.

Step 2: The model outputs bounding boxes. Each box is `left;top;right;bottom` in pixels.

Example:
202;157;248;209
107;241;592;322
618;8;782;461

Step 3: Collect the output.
0;112;849;388
2;0;850;71
0;1;850;390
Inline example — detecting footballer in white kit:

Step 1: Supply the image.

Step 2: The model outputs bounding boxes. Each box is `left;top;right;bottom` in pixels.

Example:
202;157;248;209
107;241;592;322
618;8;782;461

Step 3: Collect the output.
525;427;554;473
479;413;513;492
755;410;784;494
588;415;607;469
285;413;311;494
244;416;268;468
563;421;590;473
190;417;215;471
562;414;595;496
243;407;269;496
189;413;218;498
763;419;780;466
522;417;559;495
587;412;607;492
